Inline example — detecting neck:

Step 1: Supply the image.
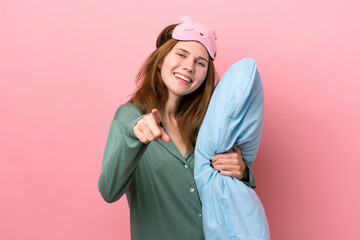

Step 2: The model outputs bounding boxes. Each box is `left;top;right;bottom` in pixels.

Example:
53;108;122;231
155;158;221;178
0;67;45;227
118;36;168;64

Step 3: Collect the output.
163;93;182;123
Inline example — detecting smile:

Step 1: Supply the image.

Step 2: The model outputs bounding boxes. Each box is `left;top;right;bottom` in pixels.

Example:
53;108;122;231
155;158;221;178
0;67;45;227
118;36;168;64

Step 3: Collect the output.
174;73;192;83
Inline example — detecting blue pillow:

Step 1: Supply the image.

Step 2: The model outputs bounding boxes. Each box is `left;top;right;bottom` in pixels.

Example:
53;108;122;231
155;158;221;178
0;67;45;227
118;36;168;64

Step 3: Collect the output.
194;58;270;240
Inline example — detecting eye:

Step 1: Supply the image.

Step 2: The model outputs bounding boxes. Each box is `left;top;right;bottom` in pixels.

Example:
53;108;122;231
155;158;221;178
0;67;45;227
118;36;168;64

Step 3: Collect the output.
197;61;206;67
176;52;185;58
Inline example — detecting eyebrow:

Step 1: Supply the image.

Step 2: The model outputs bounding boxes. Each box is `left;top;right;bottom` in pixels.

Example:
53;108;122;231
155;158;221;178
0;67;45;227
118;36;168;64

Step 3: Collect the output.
175;48;209;63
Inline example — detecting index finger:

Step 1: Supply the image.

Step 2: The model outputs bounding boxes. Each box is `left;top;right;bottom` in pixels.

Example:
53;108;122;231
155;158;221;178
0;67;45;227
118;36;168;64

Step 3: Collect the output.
151;108;162;126
211;152;237;162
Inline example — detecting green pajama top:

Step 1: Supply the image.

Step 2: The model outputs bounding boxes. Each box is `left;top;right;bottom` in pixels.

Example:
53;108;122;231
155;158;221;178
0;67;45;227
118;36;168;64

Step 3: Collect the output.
98;102;255;240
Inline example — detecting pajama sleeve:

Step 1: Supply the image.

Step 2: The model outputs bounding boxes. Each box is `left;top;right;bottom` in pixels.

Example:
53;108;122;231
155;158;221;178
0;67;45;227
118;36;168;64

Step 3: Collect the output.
98;103;148;203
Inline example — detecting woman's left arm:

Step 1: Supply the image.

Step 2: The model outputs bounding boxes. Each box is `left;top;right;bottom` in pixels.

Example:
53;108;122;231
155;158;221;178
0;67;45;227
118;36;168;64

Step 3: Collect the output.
210;146;256;188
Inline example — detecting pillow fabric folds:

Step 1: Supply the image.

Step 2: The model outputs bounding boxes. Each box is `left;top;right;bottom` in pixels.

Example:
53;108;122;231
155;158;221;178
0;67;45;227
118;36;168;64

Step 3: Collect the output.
194;58;270;240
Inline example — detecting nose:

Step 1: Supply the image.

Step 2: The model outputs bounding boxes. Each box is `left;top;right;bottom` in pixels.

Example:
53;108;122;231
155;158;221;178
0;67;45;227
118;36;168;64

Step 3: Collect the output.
182;58;195;73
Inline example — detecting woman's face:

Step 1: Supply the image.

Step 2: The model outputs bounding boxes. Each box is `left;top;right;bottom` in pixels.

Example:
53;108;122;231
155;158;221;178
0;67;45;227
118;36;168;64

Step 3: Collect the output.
160;41;209;100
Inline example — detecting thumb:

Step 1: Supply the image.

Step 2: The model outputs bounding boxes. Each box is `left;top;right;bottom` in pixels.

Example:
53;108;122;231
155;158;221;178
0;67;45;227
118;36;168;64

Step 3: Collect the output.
151;108;162;125
232;145;241;154
160;127;171;143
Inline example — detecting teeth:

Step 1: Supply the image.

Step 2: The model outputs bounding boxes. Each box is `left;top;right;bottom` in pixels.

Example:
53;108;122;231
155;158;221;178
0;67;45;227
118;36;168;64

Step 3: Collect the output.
175;73;191;82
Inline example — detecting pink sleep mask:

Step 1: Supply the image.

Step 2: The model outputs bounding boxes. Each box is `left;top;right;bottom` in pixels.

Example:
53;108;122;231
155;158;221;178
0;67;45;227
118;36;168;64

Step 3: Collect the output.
172;16;217;60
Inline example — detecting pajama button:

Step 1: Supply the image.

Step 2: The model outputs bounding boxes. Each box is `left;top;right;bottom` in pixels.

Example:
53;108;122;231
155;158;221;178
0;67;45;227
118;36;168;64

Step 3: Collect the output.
190;188;194;192
185;164;189;168
197;213;202;218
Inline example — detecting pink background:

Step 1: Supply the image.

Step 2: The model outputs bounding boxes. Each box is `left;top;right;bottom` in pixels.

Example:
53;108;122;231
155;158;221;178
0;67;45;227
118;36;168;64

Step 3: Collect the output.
1;0;359;239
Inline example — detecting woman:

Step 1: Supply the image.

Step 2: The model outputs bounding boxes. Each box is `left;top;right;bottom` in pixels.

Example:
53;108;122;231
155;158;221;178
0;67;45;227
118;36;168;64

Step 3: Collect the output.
98;16;253;239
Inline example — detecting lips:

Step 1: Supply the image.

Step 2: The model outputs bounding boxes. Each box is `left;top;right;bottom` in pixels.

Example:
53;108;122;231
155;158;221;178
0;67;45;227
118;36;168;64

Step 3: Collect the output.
174;73;192;83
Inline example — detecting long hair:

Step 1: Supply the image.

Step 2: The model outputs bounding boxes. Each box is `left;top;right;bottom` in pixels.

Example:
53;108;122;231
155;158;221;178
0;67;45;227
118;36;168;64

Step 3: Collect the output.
130;24;216;153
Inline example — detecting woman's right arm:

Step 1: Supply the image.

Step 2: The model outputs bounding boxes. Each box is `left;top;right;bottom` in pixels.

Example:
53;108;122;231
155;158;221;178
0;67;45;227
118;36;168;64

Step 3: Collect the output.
98;105;169;203
98;104;148;203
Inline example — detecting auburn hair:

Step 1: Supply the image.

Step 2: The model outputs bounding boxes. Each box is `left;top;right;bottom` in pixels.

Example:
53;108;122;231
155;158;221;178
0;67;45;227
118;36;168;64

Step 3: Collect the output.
130;24;216;153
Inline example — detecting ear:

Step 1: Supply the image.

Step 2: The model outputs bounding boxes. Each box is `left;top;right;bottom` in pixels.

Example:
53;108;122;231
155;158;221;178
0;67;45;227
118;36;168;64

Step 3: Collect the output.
158;62;162;69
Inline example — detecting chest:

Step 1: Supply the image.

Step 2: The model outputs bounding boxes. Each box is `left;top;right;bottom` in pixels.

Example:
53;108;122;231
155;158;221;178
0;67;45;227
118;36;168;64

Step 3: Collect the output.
163;121;187;158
